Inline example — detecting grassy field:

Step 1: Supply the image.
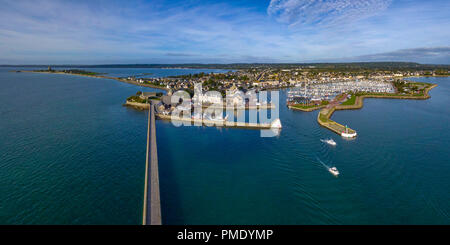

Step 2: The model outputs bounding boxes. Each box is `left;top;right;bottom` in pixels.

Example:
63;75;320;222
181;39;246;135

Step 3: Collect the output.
341;95;356;105
291;100;328;110
292;104;321;109
319;112;331;123
127;95;147;103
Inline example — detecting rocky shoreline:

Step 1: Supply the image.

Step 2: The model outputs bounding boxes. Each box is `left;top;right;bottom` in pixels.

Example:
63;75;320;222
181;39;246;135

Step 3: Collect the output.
123;101;150;110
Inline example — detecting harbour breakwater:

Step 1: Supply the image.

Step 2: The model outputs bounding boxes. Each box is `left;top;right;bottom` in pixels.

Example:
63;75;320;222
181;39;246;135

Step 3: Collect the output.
124;101;150;110
201;103;275;110
335;83;437;111
316;83;437;137
156;114;281;130
124;101;275;111
288;105;325;112
317;107;357;137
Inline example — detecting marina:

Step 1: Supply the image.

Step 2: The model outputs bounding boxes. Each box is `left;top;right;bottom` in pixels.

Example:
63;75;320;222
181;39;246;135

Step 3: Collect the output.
287;79;395;106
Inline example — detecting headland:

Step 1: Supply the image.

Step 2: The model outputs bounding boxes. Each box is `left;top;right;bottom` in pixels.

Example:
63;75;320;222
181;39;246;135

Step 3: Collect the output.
16;69;169;91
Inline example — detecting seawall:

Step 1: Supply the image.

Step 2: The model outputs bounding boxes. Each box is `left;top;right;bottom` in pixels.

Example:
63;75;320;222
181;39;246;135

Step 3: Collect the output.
123;101;150;110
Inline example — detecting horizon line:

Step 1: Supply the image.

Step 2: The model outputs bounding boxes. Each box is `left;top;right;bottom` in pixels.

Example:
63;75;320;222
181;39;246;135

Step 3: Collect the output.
1;61;450;66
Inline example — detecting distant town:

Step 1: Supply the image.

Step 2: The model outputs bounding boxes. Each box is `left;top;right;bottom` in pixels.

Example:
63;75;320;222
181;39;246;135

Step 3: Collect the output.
121;63;449;95
16;62;447;137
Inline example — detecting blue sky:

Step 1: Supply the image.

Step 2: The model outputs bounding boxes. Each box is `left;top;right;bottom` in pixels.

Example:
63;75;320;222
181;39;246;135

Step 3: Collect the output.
0;0;449;64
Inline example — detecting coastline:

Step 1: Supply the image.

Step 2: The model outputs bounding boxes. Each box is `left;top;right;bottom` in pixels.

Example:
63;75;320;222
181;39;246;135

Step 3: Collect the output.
317;107;357;137
123;101;150;110
124;100;275;112
315;83;437;136
334;83;438;111
202;103;275;110
156;113;275;129
17;70;169;91
288;105;325;112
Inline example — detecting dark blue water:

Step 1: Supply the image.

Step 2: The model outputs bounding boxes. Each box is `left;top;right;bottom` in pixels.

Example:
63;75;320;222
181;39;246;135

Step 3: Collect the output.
0;69;449;224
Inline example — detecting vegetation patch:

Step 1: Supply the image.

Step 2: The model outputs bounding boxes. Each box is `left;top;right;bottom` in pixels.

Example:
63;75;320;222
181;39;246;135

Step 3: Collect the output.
33;69;101;76
319;112;331;123
292;104;320;109
127;91;148;103
341;95;356;105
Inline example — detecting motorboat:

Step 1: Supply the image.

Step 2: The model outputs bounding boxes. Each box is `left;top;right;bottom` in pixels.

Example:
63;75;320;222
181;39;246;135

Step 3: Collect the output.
321;138;337;146
328;167;339;176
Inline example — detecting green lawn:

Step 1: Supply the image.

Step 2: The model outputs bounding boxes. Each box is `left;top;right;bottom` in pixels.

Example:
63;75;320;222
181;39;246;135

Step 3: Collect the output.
341;95;356;105
319;113;330;123
292;100;328;109
292;104;320;109
127;95;148;103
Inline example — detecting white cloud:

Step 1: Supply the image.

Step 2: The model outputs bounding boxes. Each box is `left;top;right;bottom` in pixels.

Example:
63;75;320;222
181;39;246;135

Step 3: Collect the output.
0;0;448;64
267;0;392;27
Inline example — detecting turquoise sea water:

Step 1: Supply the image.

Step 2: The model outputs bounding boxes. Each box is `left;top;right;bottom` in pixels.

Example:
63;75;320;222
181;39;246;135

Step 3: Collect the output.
0;68;449;224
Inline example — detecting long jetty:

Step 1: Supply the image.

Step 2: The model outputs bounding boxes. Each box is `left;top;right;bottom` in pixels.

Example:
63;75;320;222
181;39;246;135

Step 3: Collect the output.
317;107;357;137
200;103;275;110
142;103;162;225
156;114;280;129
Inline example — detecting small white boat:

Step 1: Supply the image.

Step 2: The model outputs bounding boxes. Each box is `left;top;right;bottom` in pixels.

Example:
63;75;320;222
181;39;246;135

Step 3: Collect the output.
321;138;337;146
328;167;339;176
270;119;282;129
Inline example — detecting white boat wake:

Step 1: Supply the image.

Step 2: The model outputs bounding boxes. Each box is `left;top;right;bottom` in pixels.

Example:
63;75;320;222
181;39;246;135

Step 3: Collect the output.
316;156;340;177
